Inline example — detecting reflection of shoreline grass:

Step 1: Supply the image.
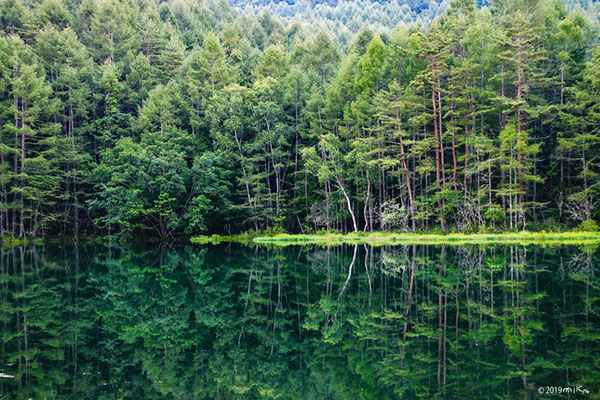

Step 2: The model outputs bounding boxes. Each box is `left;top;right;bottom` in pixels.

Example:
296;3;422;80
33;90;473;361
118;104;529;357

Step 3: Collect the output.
247;232;600;246
6;231;599;247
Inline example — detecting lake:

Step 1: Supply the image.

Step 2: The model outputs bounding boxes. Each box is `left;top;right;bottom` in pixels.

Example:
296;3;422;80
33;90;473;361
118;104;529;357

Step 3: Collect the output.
0;243;598;399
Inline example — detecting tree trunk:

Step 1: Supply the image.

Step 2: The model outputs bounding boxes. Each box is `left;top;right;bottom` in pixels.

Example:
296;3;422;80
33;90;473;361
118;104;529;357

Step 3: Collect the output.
337;178;358;232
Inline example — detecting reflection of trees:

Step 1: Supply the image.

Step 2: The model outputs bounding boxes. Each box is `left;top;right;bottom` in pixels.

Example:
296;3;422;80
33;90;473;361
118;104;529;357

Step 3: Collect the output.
0;245;97;399
0;243;599;399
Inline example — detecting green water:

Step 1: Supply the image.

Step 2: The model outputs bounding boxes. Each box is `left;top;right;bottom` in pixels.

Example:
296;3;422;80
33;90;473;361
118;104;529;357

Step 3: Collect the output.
0;243;598;399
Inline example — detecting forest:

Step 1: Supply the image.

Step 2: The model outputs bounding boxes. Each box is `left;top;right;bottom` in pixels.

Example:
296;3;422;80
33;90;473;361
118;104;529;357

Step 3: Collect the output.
1;0;600;240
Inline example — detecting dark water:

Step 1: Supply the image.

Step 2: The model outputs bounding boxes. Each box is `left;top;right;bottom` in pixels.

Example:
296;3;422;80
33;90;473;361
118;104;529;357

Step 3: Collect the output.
0;243;598;399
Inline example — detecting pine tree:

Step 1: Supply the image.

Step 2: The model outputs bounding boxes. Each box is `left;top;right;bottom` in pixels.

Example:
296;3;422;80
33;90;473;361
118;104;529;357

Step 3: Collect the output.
1;35;60;237
87;0;140;64
158;33;185;79
35;26;93;237
493;9;550;229
304;31;338;88
411;25;450;231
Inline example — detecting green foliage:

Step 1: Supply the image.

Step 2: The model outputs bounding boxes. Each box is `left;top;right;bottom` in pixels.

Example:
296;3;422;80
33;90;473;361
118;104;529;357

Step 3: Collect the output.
2;243;600;399
0;0;599;240
380;200;410;231
576;219;600;232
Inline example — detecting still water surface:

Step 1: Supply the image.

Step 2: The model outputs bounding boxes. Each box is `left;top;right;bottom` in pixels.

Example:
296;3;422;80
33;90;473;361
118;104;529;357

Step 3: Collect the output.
0;243;598;399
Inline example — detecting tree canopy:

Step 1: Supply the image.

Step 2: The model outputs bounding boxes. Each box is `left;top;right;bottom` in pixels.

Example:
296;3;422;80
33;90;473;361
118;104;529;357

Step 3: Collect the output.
0;0;600;239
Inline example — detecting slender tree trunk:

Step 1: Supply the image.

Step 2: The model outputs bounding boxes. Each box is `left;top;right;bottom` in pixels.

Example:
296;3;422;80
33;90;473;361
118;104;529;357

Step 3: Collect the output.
19;102;26;238
363;175;370;231
11;98;19;238
431;61;446;231
0;127;6;235
395;109;416;231
233;130;257;230
337;178;358;232
464;124;469;200
516;32;524;228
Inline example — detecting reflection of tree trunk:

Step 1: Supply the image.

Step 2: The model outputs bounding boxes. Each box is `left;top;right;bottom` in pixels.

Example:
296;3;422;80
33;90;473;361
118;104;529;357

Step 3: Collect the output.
443;280;447;389
521;312;527;400
467;275;472;349
437;271;442;388
270;269;281;355
0;250;4;364
238;268;254;346
269;260;283;356
294;260;302;339
455;278;460;339
364;245;372;304
403;246;416;341
519;250;527;399
73;245;80;392
438;245;447;390
490;259;495;315
338;244;358;300
400;246;416;371
19;247;28;383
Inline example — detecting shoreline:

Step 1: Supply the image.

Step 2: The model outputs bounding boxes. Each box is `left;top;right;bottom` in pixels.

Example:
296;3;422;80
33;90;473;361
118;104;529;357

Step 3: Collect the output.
6;231;600;247
194;231;600;247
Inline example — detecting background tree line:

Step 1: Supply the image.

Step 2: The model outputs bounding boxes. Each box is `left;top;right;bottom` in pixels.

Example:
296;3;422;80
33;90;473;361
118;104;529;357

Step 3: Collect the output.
228;0;451;47
0;0;600;239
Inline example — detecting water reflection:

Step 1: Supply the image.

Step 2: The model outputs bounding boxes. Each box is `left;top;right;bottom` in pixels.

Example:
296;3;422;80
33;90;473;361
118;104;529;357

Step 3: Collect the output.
0;243;598;399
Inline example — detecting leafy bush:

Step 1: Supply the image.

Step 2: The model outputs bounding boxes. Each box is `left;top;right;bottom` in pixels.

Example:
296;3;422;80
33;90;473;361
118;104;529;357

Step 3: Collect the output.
264;225;286;236
484;205;504;225
575;220;600;232
380;201;410;232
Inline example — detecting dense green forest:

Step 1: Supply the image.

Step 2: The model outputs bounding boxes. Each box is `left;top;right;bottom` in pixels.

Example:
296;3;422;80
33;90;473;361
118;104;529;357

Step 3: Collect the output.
1;0;600;240
229;0;451;47
230;0;600;44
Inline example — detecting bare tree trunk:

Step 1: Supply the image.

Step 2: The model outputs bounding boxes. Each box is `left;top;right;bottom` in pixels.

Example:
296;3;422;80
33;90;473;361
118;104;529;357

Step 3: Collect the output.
337;178;358;232
395;110;416;231
431;62;446;231
19;102;26;238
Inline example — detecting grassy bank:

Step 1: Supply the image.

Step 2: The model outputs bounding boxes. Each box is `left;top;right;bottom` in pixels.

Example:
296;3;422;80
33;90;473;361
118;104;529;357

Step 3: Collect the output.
1;236;44;246
190;232;259;245
250;231;600;246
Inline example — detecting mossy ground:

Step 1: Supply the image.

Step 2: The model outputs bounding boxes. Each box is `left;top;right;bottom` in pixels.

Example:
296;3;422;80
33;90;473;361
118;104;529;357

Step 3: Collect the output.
190;232;259;245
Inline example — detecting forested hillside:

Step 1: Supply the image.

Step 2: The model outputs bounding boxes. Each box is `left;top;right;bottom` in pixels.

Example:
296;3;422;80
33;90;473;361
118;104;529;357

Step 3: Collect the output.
230;0;600;45
0;0;599;240
565;0;600;26
228;0;451;47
